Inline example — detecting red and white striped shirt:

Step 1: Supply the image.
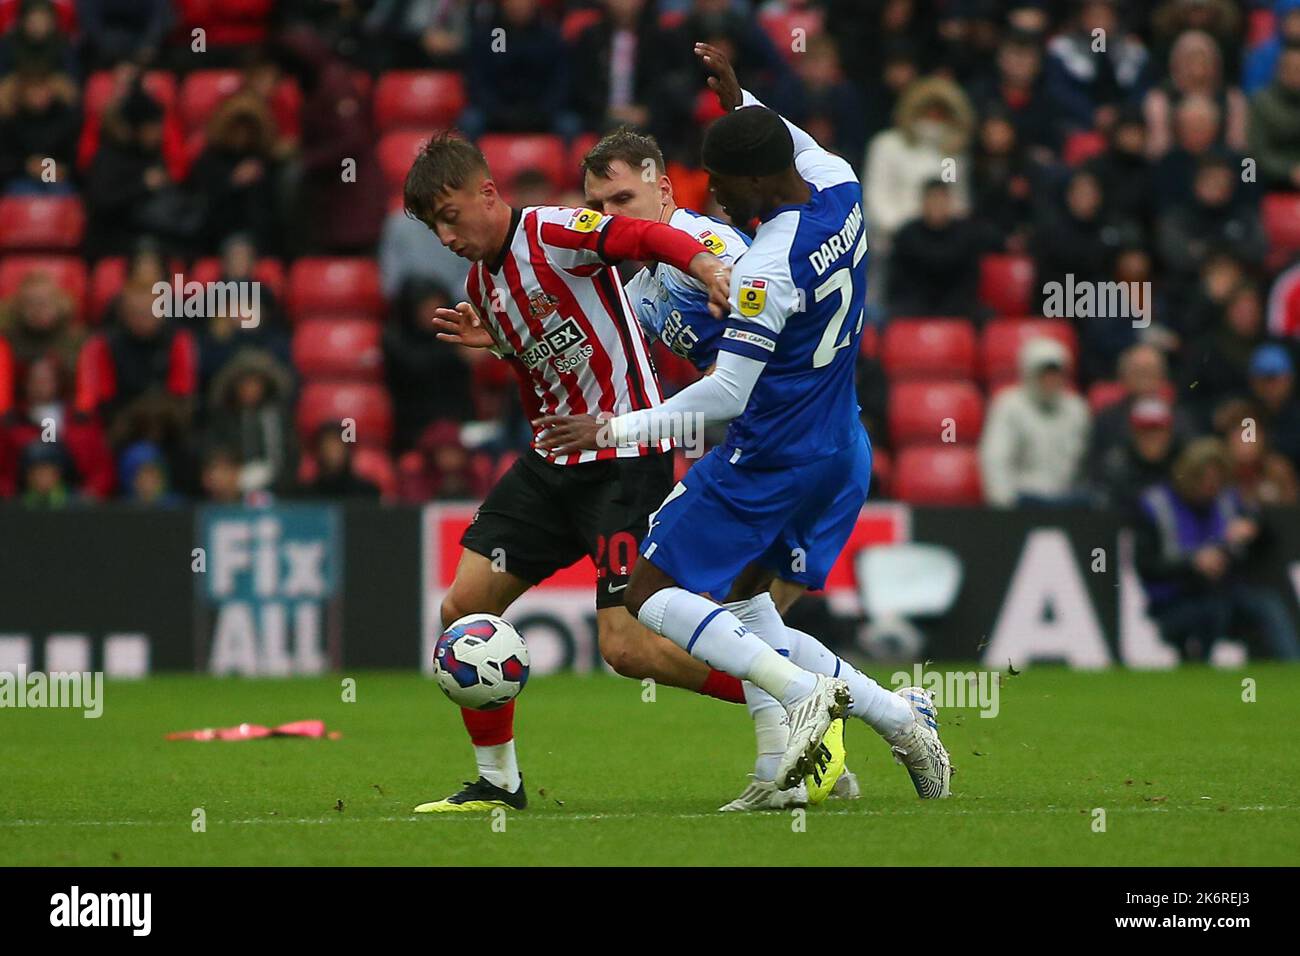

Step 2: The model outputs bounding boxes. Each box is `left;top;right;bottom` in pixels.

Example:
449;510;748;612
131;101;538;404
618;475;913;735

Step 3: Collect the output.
467;205;708;465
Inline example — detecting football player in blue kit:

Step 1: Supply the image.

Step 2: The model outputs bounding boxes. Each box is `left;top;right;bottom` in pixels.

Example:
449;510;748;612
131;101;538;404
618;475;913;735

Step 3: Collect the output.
579;126;873;810
538;44;951;803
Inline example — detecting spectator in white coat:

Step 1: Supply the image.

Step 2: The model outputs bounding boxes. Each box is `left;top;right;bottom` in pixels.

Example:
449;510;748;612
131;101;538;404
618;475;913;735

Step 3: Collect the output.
979;337;1092;507
864;76;975;245
863;76;974;308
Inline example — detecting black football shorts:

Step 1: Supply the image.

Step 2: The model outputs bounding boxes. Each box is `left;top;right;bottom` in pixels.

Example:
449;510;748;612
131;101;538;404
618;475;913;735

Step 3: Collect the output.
460;450;675;609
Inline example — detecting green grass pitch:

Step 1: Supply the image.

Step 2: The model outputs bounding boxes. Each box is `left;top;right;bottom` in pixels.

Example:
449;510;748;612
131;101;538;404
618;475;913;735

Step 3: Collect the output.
3;666;1298;866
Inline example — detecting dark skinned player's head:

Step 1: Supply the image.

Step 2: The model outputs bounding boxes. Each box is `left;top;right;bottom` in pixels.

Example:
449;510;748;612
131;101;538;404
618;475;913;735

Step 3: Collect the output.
701;106;797;226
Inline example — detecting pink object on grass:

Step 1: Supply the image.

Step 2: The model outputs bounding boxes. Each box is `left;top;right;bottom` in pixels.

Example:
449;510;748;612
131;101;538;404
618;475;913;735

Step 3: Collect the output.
165;720;340;741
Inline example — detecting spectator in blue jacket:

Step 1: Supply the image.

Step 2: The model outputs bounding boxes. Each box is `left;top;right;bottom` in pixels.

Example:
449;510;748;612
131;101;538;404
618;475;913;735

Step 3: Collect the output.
1044;0;1151;134
1242;0;1300;94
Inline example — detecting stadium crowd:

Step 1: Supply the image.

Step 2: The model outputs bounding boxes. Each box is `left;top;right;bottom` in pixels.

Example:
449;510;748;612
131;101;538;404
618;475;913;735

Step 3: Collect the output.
0;0;1298;530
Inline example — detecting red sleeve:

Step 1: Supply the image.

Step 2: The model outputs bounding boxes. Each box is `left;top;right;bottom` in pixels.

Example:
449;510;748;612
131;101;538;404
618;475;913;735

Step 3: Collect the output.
539;214;711;273
167;330;197;397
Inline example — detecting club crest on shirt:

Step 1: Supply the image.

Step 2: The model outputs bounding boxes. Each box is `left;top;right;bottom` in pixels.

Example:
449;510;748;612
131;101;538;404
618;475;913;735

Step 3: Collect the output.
696;229;727;257
528;289;559;319
738;278;768;317
566;209;605;233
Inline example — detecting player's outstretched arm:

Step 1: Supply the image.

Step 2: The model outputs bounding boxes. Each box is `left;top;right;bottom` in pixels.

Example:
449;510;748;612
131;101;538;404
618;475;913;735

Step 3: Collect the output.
538;209;731;316
533;348;763;454
696;42;822;159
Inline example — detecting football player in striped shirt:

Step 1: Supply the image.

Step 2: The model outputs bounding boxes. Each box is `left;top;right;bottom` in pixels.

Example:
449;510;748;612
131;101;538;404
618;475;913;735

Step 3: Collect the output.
402;132;746;813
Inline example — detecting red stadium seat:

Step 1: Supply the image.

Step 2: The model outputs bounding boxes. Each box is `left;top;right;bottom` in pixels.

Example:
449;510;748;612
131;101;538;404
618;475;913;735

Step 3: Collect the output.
299;445;397;498
0;335;12;416
0;0;76;33
870;446;892;498
0;196;85;251
1263;193;1300;269
88;257;126;324
190;257;286;302
981;317;1079;387
177;69;242;132
1086;380;1128;414
88;254;188;324
177;70;301;138
77;72;188;179
175;0;274;48
561;7;602;41
568;133;601;181
0;256;87;322
881;318;977;381
978;253;1035;317
373;71;466;133
888;380;984;447
378;129;435;197
1269;262;1300;338
292;318;383;380
759;8;825;62
893;446;983;505
1063;130;1106;167
285;258;384;322
1086;379;1174;413
352;446;397;498
479;134;572;193
859;322;879;360
296;382;393;447
84;70;177;121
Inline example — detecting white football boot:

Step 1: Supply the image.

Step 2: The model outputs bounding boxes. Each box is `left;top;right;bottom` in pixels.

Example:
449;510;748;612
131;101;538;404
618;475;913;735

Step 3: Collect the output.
719;777;809;812
775;675;852;790
887;686;952;798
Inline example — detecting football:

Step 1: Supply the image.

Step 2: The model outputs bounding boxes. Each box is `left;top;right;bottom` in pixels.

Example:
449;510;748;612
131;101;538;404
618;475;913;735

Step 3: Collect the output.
432;613;530;710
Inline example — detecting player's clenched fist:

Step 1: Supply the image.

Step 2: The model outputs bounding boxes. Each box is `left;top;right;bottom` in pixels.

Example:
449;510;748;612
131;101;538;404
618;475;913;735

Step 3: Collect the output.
431;301;495;349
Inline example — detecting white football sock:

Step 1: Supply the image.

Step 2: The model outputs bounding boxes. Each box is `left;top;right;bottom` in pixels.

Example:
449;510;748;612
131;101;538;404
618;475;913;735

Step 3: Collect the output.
744;682;788;782
474;741;520;792
638;587;815;704
730;592;913;738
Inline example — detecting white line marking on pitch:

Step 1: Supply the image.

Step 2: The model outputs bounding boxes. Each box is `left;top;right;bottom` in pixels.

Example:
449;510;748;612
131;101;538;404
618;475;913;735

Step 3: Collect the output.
1;805;1295;829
